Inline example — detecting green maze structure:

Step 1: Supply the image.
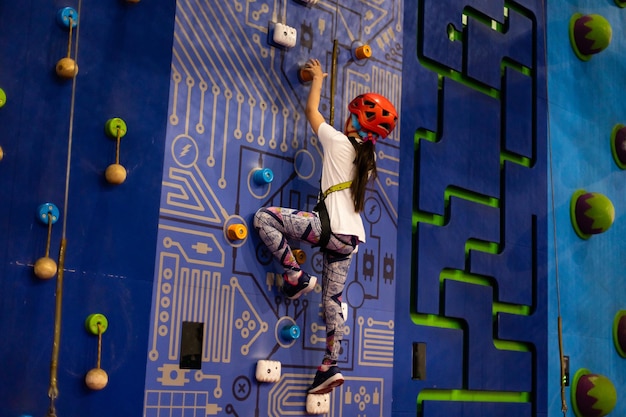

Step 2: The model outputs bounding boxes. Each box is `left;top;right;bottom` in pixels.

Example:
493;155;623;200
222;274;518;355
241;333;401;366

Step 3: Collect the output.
395;1;548;416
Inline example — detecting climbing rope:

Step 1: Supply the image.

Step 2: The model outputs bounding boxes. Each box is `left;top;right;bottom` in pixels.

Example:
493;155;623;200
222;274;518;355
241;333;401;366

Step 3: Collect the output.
543;0;568;413
46;1;82;415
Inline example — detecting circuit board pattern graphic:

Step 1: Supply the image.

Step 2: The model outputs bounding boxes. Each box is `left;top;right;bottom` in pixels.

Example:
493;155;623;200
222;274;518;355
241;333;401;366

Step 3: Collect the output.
394;1;548;416
144;0;402;416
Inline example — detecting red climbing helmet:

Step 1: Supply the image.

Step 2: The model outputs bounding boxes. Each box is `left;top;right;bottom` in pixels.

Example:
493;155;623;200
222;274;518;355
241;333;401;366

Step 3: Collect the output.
348;93;398;140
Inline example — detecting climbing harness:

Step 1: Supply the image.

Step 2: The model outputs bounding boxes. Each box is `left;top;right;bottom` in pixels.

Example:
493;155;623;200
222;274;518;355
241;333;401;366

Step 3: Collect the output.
314;182;351;249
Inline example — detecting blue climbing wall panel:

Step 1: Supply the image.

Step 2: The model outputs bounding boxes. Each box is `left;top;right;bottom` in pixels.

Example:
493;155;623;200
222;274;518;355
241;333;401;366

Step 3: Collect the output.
394;1;548;416
547;2;626;417
0;1;175;416
143;1;402;416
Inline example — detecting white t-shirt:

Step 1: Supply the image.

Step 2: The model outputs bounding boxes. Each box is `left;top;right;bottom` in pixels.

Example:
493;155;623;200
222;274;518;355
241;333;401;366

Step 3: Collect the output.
317;122;366;243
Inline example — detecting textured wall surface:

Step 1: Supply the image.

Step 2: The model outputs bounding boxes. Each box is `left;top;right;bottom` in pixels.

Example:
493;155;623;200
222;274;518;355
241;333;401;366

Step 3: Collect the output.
547;2;626;417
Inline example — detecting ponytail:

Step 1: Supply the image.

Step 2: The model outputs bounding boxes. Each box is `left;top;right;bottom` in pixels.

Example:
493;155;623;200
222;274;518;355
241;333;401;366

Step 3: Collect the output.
350;139;377;212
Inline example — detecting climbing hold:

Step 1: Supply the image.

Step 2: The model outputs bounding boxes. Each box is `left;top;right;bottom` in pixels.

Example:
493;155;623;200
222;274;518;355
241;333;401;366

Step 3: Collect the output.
34;257;57;280
353;44;372;60
56;7;78;28
0;88;6;108
34;203;60;280
105;163;127;185
306;393;330;414
292;249;306;265
55;8;79;79
85;313;109;390
610;124;626;168
56;57;78;79
280;324;301;341
569;13;612;61
37;203;60;225
570;190;614;239
104;118;128;185
85;367;108;390
85;313;109;335
613;310;626;358
105;118;128;139
255;360;281;383
227;224;248;241
298;65;313;83
571;369;616;417
253;168;274;185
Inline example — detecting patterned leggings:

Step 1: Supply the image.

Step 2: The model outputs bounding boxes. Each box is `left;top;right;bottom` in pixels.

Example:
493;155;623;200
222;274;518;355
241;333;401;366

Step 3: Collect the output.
253;207;358;363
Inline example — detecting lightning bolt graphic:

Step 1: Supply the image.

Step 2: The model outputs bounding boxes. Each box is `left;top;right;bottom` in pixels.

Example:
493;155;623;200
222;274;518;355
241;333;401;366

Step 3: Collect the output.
179;144;192;157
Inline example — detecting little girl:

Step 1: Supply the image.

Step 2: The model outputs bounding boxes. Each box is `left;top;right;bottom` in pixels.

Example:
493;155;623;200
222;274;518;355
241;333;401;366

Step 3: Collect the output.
253;58;397;394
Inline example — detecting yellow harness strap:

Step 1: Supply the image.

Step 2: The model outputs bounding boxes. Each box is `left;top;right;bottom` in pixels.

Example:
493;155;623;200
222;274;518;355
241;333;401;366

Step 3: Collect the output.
323;181;352;198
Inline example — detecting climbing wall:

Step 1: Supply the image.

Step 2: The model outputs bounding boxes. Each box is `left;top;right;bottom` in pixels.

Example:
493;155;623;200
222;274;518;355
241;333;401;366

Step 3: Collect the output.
0;1;560;417
547;2;626;416
0;1;175;416
394;1;548;416
143;1;402;416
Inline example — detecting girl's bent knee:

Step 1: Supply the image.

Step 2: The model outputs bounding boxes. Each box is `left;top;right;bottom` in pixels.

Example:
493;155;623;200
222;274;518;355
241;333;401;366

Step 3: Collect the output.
253;208;266;228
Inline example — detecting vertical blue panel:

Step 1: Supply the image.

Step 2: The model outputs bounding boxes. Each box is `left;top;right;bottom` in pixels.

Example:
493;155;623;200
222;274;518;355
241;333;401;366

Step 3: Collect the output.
547;1;626;416
395;1;547;416
0;1;175;416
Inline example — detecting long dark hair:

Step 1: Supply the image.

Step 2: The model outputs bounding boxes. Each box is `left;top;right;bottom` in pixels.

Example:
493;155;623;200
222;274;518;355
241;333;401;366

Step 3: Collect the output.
350;139;377;212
